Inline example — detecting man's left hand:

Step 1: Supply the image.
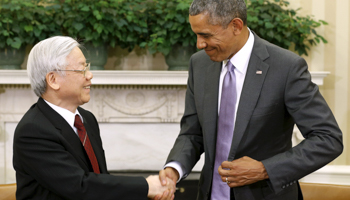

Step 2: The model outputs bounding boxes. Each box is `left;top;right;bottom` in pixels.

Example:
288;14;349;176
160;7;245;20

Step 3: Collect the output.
218;156;269;187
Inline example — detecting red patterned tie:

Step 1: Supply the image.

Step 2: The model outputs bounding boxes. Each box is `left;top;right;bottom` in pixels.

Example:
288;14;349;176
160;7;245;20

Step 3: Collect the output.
74;114;100;174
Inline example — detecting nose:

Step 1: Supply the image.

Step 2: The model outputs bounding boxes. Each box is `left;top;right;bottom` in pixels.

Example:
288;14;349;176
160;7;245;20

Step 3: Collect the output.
86;70;93;80
197;36;207;49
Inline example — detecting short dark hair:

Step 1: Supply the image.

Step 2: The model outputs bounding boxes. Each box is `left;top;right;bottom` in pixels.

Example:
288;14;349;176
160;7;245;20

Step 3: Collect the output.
189;0;247;28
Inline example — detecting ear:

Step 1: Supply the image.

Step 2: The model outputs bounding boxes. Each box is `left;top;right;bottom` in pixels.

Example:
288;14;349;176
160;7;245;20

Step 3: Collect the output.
46;72;60;91
230;18;244;35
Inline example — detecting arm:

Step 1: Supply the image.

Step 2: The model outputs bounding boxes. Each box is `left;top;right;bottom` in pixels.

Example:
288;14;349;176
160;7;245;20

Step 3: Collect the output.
163;57;205;176
261;57;343;193
13;117;148;200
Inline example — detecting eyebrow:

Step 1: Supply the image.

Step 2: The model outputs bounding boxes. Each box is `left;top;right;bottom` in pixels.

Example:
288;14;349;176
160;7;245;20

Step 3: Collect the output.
197;32;212;36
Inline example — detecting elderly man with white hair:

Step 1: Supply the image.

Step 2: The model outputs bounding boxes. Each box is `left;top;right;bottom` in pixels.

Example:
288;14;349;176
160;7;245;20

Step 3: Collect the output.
13;36;175;200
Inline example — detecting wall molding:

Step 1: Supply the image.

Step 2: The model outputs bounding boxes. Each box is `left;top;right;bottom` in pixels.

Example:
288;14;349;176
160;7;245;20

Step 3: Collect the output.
0;70;329;86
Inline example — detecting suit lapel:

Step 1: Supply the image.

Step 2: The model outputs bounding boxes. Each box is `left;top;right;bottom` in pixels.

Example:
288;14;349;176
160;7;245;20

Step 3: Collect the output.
37;98;91;169
228;35;270;160
202;61;222;164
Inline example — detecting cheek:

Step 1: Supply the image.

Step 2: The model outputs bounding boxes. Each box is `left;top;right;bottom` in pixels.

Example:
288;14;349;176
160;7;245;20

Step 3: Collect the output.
211;38;221;47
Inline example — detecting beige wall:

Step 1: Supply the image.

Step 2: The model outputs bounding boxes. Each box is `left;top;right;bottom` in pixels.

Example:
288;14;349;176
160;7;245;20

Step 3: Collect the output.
289;0;350;165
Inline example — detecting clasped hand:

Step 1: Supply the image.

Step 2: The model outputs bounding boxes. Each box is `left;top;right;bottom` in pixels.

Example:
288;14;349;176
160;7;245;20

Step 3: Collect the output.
218;156;269;187
146;175;175;200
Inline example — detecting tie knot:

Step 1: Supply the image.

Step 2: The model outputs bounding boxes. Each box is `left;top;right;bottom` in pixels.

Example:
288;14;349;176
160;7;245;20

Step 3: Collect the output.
226;61;234;72
74;114;84;129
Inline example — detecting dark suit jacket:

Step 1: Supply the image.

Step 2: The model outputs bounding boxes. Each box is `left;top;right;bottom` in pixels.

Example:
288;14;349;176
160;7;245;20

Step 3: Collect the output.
13;97;148;200
165;34;343;200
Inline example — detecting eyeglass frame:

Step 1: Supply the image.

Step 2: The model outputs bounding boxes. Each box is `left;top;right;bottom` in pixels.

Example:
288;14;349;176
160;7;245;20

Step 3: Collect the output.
54;63;90;77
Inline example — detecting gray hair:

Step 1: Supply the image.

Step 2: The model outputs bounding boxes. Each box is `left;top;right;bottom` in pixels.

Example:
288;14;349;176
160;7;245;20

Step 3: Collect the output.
189;0;247;28
27;36;80;97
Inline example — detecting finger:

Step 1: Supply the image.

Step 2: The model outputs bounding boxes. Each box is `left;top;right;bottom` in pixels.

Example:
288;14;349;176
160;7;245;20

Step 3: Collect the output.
165;189;174;200
153;193;162;200
225;177;239;188
159;170;167;186
218;166;225;176
222;176;231;184
227;181;241;188
158;189;171;200
218;165;231;176
218;165;223;173
166;177;176;190
221;160;233;168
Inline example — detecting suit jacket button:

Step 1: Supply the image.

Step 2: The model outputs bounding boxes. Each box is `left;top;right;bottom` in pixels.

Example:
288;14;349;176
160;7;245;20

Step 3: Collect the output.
282;185;286;189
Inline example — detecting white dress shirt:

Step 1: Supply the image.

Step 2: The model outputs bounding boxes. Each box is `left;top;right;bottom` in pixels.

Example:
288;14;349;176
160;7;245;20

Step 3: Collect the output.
44;99;83;136
165;29;255;181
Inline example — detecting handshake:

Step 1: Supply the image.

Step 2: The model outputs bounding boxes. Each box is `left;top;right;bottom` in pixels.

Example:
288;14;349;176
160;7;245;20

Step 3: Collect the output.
146;168;179;200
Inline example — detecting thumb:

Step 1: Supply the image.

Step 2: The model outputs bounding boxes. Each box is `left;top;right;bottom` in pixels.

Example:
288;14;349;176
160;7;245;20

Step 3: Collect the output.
159;170;167;186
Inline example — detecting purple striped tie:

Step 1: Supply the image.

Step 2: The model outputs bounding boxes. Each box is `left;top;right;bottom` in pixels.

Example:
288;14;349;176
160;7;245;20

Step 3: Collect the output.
211;61;237;200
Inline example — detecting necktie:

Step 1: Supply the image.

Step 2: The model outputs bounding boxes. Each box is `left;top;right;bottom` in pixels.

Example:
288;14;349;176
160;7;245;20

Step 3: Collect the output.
74;114;100;174
211;61;237;200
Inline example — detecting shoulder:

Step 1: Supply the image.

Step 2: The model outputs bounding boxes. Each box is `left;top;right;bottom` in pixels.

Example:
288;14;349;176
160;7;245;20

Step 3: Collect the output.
253;34;304;64
14;102;57;141
190;50;214;66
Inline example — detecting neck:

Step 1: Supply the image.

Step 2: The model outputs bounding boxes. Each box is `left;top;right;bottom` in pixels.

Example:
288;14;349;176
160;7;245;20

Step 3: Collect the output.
42;93;77;113
227;26;250;60
238;26;250;50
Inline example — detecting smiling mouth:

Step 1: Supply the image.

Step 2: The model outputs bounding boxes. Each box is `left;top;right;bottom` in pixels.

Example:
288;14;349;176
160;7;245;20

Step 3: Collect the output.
84;86;90;89
205;48;215;53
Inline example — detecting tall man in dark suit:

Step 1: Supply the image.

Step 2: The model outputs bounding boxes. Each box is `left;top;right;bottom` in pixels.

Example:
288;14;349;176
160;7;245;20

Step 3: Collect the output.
158;0;343;199
13;36;175;200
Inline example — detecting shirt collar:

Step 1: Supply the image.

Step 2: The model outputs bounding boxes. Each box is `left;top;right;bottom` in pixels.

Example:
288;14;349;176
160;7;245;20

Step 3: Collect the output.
222;29;255;73
43;99;83;128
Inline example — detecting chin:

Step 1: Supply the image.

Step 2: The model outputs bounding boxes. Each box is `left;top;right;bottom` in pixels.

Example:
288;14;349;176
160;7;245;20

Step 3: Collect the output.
209;56;222;62
82;97;91;104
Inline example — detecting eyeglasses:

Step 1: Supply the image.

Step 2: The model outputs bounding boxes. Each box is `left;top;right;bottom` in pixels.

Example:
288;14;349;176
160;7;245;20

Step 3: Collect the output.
55;63;90;77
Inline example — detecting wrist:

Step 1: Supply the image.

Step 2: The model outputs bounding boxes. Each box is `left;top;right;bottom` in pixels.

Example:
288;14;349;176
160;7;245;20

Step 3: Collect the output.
165;167;180;182
259;162;269;179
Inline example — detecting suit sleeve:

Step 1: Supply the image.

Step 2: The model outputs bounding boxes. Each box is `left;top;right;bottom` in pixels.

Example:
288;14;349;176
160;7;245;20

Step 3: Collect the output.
13;112;148;200
261;57;343;194
165;56;205;177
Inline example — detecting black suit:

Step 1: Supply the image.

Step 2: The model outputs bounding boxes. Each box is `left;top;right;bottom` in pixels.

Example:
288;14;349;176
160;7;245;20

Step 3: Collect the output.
165;33;343;200
13;97;148;200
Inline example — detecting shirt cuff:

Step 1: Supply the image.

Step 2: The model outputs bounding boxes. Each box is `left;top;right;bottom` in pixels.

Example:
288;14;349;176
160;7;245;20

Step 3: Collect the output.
164;161;184;183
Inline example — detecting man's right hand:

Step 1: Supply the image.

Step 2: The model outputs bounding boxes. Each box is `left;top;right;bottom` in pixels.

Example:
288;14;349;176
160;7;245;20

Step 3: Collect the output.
159;167;179;186
146;175;175;200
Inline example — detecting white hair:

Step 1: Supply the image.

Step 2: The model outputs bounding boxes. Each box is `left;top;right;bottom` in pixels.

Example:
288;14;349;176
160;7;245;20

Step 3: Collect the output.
27;36;80;97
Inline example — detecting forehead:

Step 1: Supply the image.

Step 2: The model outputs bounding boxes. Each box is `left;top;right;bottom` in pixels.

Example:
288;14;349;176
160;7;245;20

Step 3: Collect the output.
66;47;86;66
189;13;224;34
67;47;84;59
